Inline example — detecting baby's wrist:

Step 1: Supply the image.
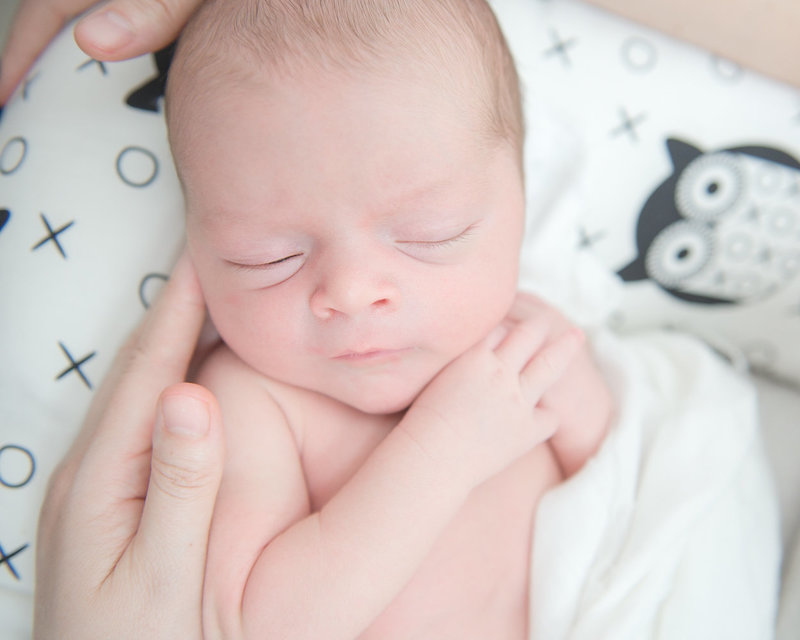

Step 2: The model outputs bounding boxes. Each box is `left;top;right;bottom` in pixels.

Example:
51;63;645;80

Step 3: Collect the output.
396;406;488;492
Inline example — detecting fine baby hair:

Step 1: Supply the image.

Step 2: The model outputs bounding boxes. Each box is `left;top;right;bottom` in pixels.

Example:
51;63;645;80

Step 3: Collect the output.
166;0;525;167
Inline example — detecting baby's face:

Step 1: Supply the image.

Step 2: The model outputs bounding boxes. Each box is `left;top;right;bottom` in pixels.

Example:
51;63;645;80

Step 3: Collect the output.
178;69;524;414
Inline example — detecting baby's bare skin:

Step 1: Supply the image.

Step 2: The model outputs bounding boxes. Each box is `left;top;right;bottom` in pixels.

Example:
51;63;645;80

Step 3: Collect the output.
358;443;561;639
198;292;611;639
201;340;564;640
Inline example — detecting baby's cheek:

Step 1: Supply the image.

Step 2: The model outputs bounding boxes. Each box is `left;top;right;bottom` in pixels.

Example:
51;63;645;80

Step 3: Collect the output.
223;289;243;309
201;286;246;343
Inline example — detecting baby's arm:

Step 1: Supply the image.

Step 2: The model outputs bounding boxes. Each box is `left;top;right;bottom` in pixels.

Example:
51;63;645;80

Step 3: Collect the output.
584;0;800;87
198;347;312;639
509;294;614;477
200;323;582;640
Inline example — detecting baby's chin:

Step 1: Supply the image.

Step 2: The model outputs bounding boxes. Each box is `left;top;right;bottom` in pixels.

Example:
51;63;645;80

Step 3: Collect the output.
330;385;422;417
318;368;439;417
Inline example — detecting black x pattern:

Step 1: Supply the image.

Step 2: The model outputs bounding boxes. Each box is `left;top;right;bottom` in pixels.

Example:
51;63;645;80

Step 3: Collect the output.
610;107;647;142
543;29;578;67
0;541;28;581
578;226;607;249
78;58;108;75
32;213;74;258
22;71;40;100
56;342;96;390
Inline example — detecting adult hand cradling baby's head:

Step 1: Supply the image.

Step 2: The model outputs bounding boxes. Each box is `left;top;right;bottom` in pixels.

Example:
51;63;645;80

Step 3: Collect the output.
0;0;202;105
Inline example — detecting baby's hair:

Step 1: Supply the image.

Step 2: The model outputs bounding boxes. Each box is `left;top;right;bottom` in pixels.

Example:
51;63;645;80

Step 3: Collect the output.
167;0;524;164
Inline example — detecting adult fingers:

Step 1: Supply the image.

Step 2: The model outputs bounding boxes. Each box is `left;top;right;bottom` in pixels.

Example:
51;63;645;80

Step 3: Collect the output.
81;251;208;475
520;328;584;402
0;0;96;105
130;383;224;608
74;0;201;61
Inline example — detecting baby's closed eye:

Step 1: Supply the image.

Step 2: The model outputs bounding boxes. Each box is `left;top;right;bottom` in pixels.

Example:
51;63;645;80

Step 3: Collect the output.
226;253;305;287
395;224;477;260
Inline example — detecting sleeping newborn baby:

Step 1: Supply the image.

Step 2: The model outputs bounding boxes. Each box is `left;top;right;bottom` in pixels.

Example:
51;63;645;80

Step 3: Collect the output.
165;0;779;638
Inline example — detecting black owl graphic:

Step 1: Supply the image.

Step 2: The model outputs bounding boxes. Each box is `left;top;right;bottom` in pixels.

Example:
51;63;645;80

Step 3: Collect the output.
125;42;175;113
618;138;800;305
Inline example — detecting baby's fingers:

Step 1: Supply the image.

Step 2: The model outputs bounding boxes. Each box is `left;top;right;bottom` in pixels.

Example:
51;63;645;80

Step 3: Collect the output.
493;320;549;372
521;328;584;402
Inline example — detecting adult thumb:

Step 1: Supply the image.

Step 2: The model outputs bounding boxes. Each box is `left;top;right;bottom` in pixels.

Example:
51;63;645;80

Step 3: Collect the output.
74;0;201;61
135;383;224;579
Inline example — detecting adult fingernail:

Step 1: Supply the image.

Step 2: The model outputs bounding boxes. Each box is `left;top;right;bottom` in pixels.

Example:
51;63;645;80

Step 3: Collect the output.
79;11;135;52
160;394;210;439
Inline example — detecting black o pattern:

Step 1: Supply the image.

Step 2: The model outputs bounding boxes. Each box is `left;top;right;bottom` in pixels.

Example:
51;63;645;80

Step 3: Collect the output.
0;445;36;490
0;136;27;175
116;146;159;188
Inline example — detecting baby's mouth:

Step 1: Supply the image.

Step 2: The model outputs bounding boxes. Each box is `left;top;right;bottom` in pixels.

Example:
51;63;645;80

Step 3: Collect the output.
332;347;411;364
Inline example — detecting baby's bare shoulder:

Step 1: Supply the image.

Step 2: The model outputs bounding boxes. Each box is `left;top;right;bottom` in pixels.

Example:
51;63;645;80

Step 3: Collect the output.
197;343;304;425
196;343;393;503
195;344;306;461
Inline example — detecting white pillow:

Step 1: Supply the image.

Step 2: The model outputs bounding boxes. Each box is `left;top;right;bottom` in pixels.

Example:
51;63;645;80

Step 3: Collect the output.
0;21;183;620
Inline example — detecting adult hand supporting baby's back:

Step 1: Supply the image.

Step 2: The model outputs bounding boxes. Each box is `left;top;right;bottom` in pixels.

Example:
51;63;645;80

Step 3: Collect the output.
33;252;225;640
0;0;202;105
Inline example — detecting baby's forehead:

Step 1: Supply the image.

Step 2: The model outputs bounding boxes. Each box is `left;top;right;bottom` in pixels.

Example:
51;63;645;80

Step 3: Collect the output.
170;52;491;151
169;0;495;106
168;0;523;173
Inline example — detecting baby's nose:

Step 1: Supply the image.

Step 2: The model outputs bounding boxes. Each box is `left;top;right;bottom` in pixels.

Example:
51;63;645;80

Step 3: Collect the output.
309;251;398;319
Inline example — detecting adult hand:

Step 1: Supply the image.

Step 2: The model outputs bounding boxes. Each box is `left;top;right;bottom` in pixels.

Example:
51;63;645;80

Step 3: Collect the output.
33;251;225;640
0;0;202;105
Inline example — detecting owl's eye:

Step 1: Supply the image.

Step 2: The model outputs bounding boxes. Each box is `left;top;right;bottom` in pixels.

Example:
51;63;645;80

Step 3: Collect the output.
646;221;713;287
675;152;743;220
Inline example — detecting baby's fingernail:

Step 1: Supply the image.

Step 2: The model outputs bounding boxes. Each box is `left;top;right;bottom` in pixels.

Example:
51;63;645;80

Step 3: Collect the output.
79;11;135;52
159;394;210;439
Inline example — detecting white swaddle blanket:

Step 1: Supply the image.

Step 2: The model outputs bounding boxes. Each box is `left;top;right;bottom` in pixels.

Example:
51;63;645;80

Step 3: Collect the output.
528;329;781;639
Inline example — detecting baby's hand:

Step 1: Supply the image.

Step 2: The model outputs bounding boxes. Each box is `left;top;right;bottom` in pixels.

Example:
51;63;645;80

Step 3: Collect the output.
507;292;614;477
401;302;583;487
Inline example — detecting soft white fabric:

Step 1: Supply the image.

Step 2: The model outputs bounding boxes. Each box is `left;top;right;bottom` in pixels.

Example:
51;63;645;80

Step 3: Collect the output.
777;535;800;640
529;329;782;639
755;375;800;640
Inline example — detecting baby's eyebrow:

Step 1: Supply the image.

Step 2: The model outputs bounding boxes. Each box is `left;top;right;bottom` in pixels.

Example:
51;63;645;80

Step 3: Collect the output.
381;178;454;211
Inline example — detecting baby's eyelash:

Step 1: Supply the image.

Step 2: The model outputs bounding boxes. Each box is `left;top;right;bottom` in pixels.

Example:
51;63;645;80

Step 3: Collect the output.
229;253;303;271
400;225;476;248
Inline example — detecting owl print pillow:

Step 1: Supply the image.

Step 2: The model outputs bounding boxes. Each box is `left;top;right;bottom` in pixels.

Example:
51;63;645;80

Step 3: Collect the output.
496;0;800;387
612;138;800;380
